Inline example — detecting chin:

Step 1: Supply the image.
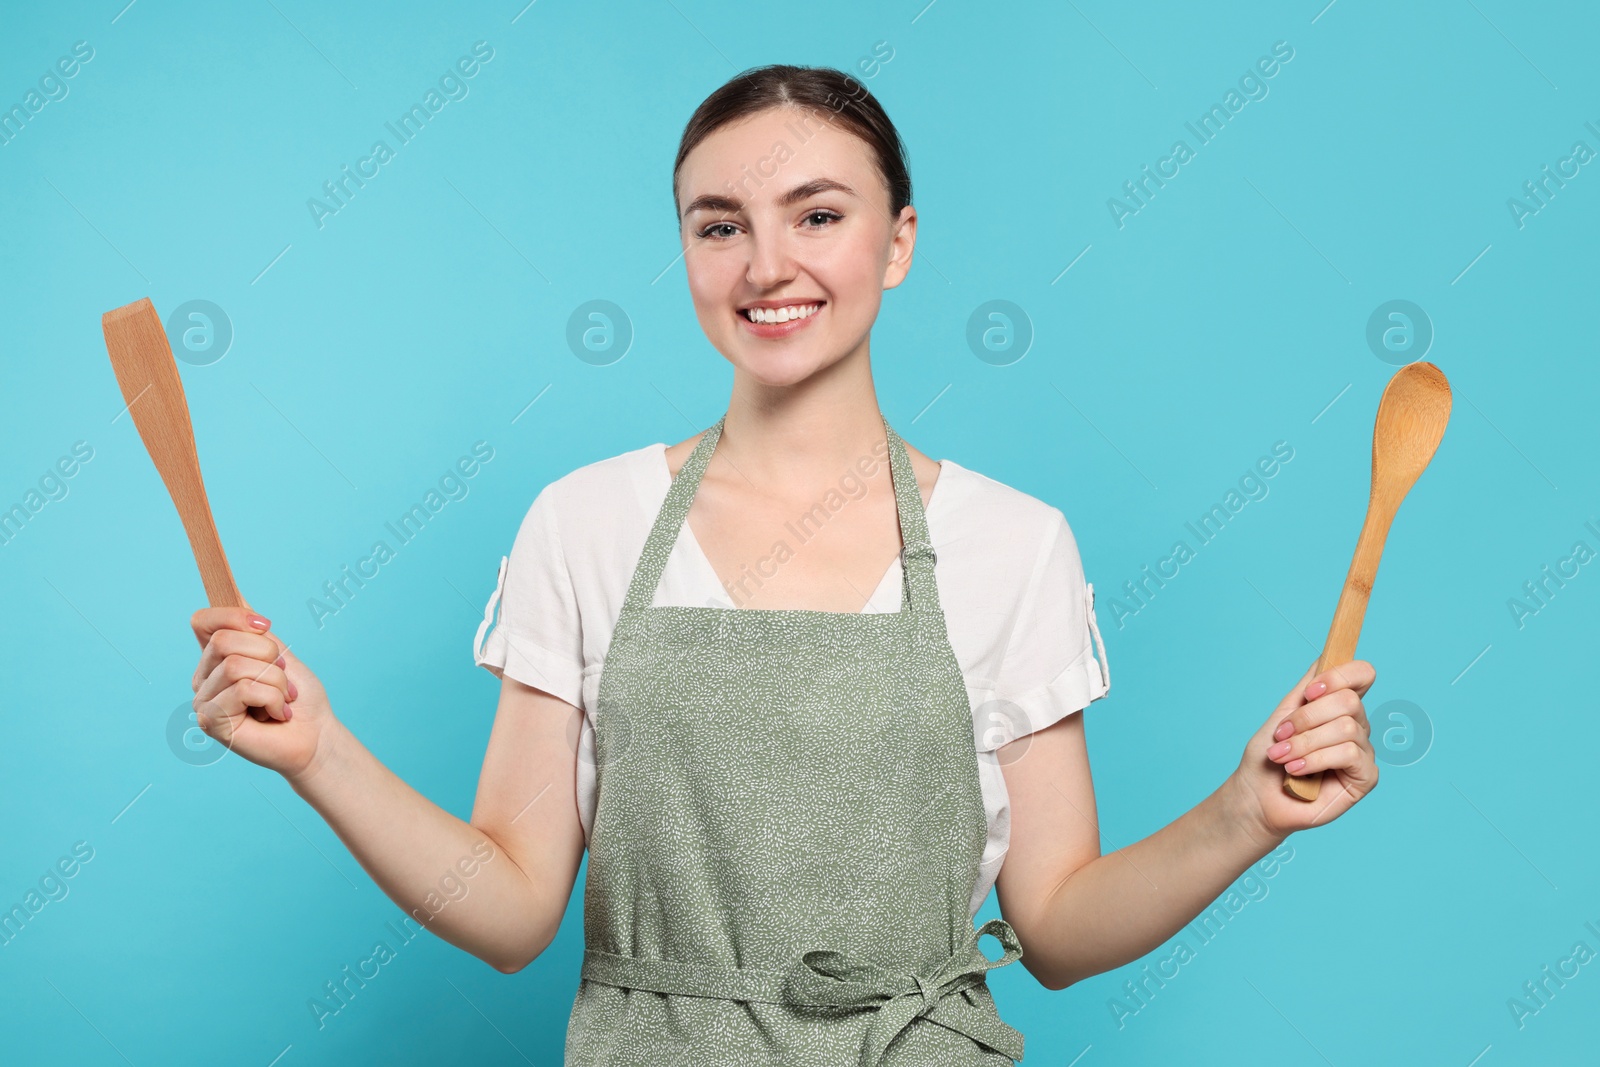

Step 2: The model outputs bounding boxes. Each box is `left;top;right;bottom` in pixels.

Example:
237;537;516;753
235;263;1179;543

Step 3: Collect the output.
725;347;832;387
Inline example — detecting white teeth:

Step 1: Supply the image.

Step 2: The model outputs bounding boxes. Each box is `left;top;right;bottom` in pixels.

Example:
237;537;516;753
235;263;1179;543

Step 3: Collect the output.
743;303;820;324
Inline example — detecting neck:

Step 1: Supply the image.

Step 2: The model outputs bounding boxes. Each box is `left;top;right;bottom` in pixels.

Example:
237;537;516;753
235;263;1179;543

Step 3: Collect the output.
719;337;891;491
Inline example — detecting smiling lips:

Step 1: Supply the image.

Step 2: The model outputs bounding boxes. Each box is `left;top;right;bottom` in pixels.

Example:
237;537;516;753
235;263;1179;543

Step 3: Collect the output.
738;301;824;337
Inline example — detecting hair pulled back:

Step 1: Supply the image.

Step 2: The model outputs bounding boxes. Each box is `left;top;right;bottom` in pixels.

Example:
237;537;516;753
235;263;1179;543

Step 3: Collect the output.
672;64;912;220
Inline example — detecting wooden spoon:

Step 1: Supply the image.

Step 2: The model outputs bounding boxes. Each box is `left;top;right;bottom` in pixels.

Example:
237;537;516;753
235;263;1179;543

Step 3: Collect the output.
1284;360;1451;802
103;297;246;609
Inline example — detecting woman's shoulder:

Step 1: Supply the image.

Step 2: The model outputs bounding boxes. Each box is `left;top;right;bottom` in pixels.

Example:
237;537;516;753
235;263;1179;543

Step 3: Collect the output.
513;441;665;543
934;457;1073;543
543;440;663;496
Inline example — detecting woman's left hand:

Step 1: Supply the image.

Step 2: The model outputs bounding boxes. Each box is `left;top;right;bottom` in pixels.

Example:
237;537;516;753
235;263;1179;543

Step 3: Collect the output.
1227;659;1380;843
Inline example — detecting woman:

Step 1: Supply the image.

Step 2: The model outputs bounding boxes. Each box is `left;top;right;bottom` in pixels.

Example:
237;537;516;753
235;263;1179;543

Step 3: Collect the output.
188;65;1379;1065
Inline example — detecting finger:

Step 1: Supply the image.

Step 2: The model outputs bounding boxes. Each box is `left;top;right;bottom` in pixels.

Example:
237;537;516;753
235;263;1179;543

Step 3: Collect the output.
1264;660;1323;747
195;663;279;719
1284;687;1368;739
191;607;271;650
195;678;287;735
193;628;282;692
195;684;289;742
229;653;290;705
255;631;295;671
220;679;289;723
1301;659;1376;703
275;642;306;699
1281;739;1369;780
196;654;292;719
1268;714;1369;769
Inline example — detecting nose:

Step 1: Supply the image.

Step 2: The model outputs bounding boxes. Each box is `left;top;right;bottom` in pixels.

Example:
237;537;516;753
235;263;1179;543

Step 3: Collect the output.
744;225;797;291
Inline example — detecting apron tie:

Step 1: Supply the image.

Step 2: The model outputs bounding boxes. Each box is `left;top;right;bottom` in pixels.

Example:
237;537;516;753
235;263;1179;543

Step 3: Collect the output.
581;918;1026;1063
781;917;1026;1066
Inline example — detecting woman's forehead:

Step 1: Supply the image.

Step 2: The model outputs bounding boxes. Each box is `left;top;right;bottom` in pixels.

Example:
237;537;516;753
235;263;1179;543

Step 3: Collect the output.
677;108;879;206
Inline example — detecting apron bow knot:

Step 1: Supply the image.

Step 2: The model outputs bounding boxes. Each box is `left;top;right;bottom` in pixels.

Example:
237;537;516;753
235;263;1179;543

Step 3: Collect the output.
781;917;1026;1066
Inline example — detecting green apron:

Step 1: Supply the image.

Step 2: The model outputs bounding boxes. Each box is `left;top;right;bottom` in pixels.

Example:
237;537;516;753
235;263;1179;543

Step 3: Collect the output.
568;412;1027;1066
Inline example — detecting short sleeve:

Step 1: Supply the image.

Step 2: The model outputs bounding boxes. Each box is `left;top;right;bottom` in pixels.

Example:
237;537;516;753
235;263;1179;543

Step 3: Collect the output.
974;509;1110;752
472;484;585;709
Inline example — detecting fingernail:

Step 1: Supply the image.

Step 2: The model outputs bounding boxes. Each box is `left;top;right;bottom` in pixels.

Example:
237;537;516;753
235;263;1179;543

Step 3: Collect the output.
1268;740;1291;759
1274;719;1294;741
284;703;294;721
1305;680;1327;700
287;681;299;702
247;614;270;630
276;656;286;668
1285;758;1306;773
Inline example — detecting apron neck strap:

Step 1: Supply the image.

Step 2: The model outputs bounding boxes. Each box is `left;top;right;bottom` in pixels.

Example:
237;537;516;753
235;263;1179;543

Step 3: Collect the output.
621;412;941;616
882;416;941;611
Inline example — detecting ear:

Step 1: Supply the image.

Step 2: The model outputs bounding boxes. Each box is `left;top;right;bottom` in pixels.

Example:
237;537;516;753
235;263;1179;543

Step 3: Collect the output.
882;204;917;290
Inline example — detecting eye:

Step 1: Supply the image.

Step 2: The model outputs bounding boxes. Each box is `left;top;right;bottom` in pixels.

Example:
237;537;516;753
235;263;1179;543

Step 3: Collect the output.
695;220;741;240
801;209;842;228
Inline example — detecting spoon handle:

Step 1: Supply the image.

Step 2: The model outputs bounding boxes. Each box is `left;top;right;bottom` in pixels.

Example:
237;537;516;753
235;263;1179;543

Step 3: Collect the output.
1284;500;1393;801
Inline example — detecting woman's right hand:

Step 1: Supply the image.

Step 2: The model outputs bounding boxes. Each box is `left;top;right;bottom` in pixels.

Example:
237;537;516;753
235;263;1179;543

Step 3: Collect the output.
190;608;334;782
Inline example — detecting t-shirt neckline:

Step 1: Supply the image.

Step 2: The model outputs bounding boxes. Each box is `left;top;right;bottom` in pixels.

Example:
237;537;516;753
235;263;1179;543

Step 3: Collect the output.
649;441;949;614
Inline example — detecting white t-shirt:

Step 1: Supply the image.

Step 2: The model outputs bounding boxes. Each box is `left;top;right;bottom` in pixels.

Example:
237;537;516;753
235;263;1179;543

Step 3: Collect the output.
472;441;1112;917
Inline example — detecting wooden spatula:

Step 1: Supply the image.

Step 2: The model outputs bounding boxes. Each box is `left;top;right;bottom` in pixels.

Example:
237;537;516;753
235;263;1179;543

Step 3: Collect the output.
103;297;246;609
1284;360;1451;801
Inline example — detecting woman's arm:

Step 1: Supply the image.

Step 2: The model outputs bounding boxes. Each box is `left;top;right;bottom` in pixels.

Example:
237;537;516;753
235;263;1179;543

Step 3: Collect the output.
995;660;1377;990
190;607;585;974
287;675;587;973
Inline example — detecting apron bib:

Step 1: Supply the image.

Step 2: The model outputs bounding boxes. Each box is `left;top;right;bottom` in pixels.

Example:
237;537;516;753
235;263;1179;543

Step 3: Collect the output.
567;412;1026;1066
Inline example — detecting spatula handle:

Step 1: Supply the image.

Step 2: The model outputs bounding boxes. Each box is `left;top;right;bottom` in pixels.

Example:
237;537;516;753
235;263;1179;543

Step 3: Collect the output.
102;298;246;609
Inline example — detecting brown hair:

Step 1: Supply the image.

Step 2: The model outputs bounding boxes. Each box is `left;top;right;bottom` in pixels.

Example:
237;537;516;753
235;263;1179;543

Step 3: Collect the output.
672;64;912;222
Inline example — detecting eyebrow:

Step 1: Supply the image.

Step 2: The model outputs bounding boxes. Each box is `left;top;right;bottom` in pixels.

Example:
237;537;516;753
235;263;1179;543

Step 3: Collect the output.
681;178;859;218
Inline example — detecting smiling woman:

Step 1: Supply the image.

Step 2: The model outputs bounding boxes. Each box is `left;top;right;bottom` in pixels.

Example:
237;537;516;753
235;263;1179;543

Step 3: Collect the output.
481;66;1064;1065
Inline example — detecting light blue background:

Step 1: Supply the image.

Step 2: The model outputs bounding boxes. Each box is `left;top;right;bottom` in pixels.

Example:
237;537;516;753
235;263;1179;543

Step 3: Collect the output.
2;1;1595;1064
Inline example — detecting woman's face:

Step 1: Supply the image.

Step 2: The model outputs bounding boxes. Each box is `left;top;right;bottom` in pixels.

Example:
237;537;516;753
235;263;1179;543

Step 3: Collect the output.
676;105;916;387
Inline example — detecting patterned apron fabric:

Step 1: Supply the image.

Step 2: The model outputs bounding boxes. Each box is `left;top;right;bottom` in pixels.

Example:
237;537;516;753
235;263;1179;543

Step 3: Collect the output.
566;412;1027;1066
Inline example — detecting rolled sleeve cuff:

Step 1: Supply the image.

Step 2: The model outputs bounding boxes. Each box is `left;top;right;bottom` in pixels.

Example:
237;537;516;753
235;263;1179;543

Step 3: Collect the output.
472;555;584;708
972;581;1111;753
